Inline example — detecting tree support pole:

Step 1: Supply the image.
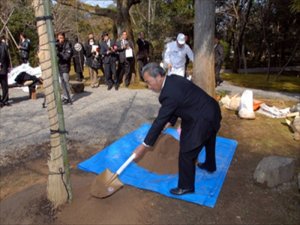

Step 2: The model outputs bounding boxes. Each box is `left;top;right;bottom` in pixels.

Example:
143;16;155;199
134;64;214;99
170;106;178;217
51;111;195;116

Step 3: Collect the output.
33;0;72;208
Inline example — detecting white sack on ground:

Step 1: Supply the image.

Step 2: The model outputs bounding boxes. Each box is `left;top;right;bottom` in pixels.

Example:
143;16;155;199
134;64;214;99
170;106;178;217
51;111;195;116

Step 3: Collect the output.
220;94;241;111
238;90;255;119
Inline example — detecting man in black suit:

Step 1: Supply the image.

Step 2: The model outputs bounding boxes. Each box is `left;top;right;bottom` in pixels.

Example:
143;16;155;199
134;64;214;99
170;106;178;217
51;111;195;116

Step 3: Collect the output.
116;31;134;88
100;32;118;90
0;36;10;107
136;32;151;81
133;63;222;195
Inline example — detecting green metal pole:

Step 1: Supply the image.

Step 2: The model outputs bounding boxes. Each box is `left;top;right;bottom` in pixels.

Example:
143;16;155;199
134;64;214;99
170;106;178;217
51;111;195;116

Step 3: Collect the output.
43;0;72;201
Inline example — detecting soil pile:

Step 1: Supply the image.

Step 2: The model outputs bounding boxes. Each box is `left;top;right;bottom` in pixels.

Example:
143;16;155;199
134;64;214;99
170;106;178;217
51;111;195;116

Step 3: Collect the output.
137;134;179;174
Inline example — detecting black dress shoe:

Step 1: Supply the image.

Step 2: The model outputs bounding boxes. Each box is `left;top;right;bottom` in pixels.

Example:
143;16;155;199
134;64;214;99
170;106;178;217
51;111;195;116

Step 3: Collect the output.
107;84;113;90
170;187;194;195
115;84;119;90
197;162;216;173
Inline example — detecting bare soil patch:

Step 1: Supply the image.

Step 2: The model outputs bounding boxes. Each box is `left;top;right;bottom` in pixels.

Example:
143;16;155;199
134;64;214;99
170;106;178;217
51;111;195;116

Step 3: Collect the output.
0;99;299;225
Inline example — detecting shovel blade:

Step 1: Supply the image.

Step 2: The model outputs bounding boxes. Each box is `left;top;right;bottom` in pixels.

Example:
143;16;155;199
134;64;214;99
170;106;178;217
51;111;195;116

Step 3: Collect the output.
90;169;124;198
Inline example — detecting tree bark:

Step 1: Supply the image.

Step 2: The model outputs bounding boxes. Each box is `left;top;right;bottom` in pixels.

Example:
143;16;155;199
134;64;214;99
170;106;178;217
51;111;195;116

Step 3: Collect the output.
33;0;72;208
193;0;215;96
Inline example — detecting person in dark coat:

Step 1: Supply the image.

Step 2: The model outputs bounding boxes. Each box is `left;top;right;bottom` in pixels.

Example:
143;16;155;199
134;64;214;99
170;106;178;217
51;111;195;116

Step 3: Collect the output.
0;36;10;107
100;32;118;90
72;36;85;82
136;32;151;81
18;33;30;64
56;32;73;104
116;31;134;88
214;35;224;86
133;63;222;196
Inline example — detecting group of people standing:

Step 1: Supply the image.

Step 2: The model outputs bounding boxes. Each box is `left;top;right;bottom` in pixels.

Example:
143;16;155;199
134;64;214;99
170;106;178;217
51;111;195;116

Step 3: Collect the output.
69;31;151;92
55;30;152;104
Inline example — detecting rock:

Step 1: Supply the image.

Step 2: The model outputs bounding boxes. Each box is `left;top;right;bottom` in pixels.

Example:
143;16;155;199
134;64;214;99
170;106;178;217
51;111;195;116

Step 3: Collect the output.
285;114;300;141
70;81;84;93
253;156;295;188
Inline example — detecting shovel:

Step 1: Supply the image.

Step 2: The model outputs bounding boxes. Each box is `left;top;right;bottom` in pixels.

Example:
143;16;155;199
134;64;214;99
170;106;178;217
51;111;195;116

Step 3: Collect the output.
90;153;136;198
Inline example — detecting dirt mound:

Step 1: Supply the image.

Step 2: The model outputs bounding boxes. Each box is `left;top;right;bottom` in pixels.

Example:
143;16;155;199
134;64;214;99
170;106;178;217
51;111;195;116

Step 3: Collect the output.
137;134;179;174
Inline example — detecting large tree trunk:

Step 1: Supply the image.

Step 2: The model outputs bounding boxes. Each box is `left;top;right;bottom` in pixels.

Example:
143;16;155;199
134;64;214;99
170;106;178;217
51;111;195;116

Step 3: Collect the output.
33;0;72;208
193;0;215;96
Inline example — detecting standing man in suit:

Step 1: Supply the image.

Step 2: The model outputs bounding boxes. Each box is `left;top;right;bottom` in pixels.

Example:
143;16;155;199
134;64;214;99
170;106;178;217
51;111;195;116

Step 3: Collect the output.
133;63;222;195
100;32;118;90
214;34;225;86
116;31;134;88
136;32;151;81
0;36;10;107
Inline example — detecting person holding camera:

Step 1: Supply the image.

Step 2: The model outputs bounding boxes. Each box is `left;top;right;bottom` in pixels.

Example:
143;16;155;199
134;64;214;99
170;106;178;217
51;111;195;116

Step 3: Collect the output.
56;32;73;104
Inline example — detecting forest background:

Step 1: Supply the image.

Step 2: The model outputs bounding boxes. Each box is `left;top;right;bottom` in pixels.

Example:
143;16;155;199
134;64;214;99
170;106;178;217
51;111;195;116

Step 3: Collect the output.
0;0;299;76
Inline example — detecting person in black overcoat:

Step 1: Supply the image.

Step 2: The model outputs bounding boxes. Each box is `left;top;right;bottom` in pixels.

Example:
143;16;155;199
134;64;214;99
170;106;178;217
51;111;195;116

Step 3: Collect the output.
133;63;222;195
0;36;10;107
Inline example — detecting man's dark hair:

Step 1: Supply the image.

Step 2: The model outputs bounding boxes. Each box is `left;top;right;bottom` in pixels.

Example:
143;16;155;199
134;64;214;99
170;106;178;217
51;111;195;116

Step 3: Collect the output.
142;63;166;78
20;33;26;39
57;32;65;38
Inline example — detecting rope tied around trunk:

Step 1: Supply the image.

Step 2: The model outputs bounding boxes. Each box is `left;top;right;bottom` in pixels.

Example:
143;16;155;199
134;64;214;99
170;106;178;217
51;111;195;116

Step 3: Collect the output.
49;167;70;200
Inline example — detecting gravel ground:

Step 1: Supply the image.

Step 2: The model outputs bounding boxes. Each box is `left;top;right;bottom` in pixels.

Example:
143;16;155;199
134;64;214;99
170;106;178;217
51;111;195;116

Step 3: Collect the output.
0;81;299;167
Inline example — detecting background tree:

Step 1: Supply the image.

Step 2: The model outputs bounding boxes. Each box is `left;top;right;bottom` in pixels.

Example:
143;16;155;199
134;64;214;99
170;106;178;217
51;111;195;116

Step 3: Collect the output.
131;0;194;61
0;0;39;66
58;0;141;41
193;0;215;96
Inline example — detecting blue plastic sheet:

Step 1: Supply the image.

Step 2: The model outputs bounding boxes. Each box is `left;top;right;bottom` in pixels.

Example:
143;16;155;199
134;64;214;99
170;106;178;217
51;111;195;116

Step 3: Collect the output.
78;123;238;208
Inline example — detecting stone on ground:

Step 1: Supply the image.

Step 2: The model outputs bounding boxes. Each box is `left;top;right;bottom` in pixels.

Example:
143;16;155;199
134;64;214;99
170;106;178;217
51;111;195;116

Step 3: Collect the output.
253;156;295;187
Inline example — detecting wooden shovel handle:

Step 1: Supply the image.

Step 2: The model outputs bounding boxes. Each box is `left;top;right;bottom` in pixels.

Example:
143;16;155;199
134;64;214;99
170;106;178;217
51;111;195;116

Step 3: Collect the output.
116;153;136;175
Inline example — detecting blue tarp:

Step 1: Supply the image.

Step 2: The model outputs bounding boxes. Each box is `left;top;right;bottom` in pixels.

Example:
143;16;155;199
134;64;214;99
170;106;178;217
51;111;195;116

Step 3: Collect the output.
78;123;238;208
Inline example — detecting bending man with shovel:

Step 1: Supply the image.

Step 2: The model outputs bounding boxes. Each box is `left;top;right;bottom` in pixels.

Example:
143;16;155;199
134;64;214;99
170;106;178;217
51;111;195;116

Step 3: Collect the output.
133;63;222;195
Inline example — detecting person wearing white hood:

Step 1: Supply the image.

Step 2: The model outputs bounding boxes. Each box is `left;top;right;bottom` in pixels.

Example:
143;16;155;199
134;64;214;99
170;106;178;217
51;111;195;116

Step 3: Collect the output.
164;33;194;77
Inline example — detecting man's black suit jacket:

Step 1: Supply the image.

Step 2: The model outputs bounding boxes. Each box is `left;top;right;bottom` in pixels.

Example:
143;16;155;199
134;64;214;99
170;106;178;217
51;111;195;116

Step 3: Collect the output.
144;75;222;152
100;39;117;64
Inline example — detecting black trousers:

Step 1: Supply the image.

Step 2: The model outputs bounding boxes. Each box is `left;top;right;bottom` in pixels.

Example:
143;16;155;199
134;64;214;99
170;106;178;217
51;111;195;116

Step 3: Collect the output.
104;62;117;86
137;58;148;81
0;74;9;103
117;58;133;86
178;132;217;189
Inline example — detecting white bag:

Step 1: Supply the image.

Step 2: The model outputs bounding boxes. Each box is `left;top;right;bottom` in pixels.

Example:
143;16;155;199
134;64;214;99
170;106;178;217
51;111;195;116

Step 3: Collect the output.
238;90;255;119
125;48;133;58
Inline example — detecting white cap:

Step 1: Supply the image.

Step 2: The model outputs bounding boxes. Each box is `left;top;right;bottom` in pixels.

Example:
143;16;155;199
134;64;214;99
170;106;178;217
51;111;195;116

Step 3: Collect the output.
177;33;186;45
